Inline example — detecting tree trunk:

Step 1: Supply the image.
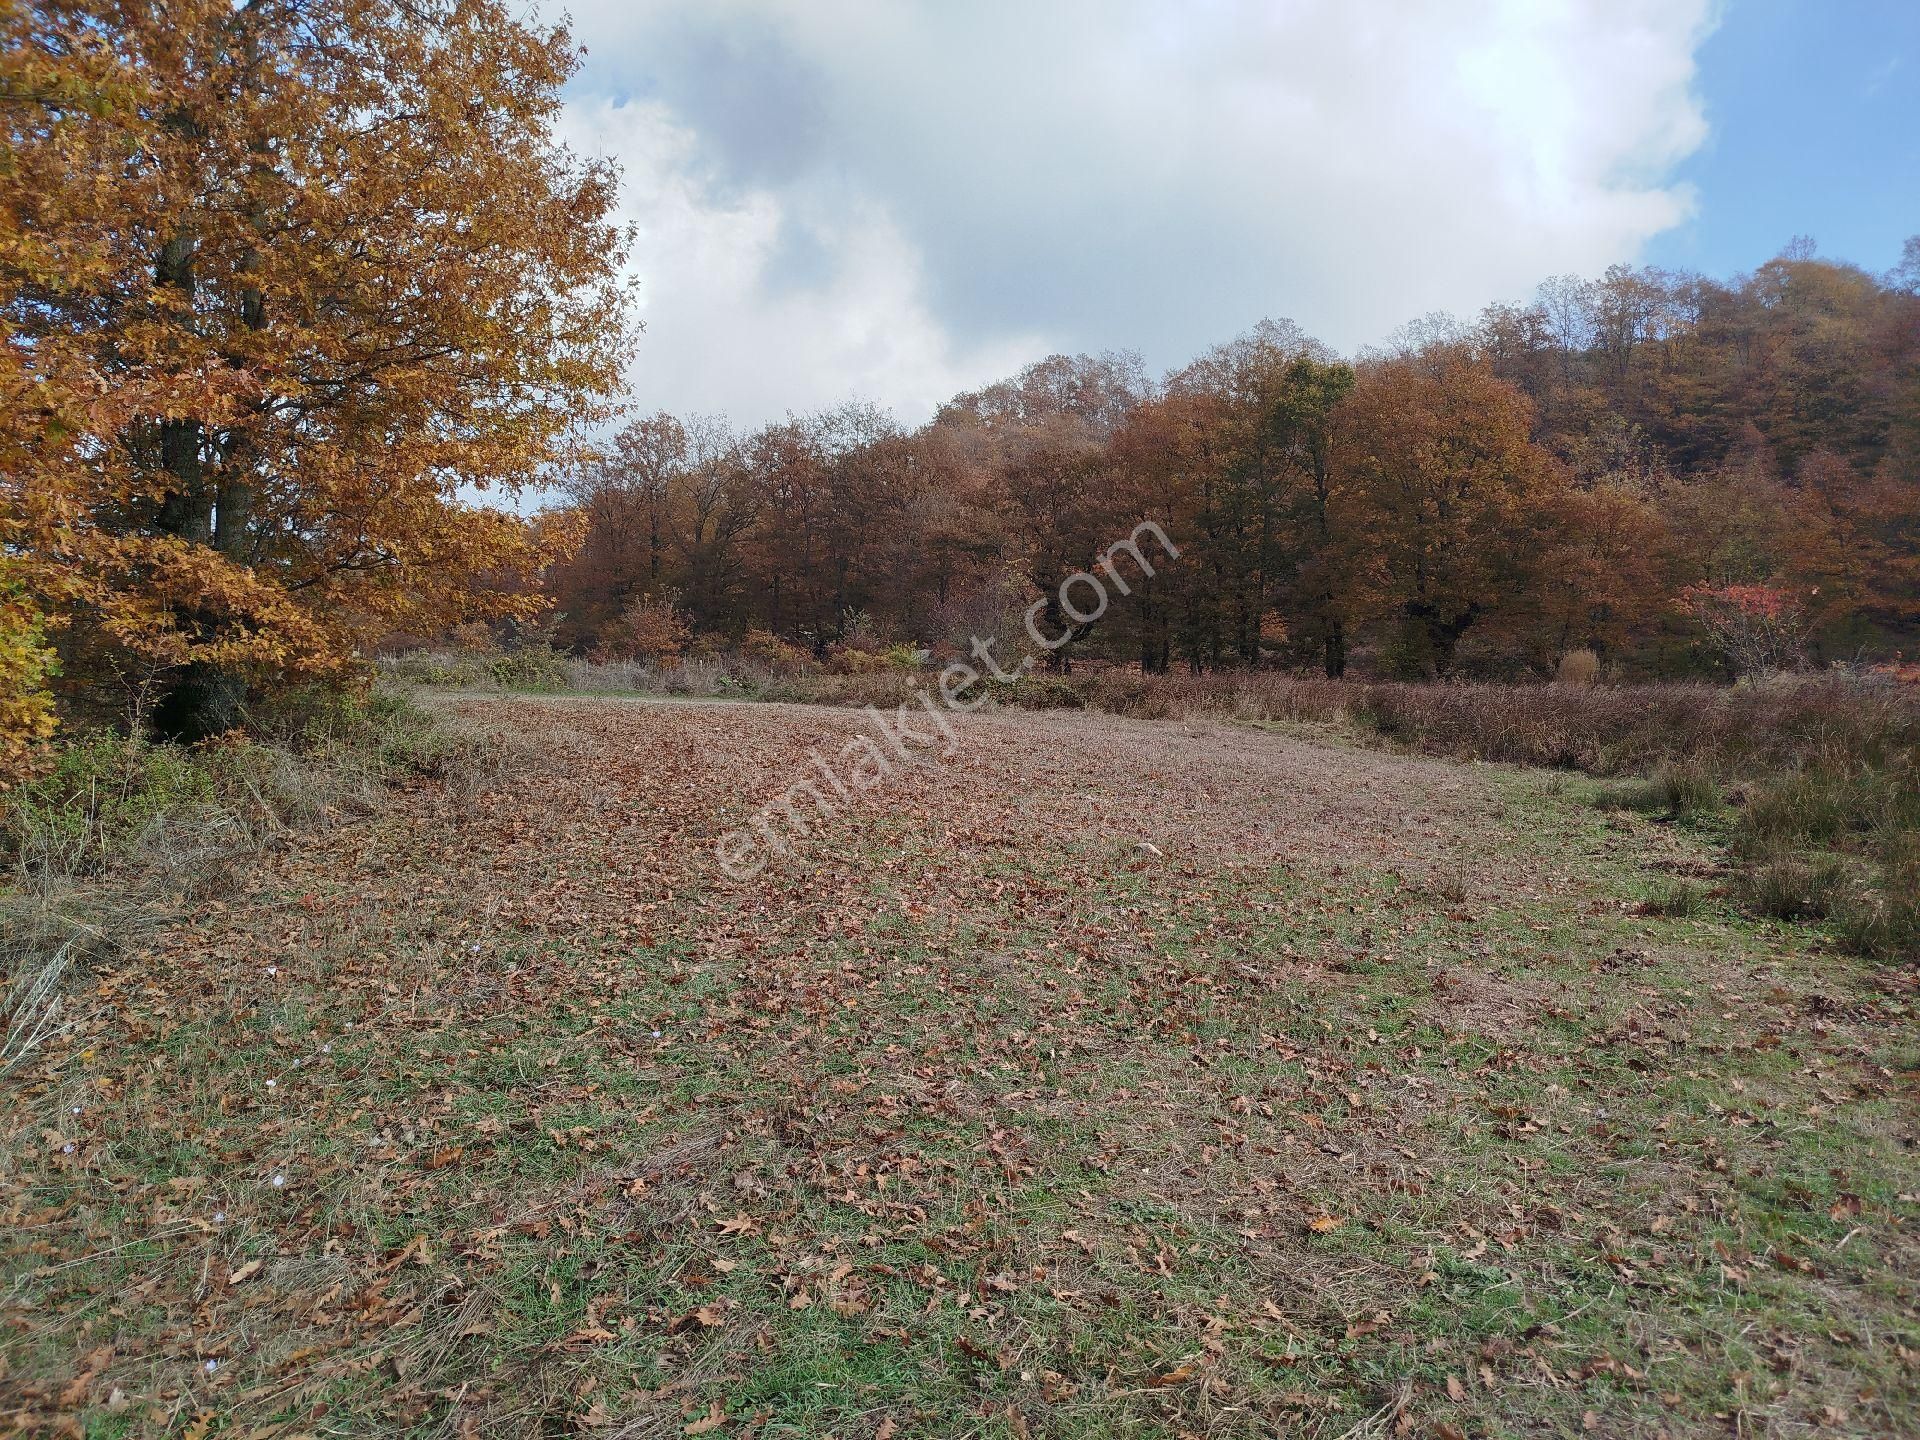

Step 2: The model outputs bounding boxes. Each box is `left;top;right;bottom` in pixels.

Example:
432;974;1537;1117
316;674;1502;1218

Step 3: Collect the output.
1322;618;1346;678
149;230;249;741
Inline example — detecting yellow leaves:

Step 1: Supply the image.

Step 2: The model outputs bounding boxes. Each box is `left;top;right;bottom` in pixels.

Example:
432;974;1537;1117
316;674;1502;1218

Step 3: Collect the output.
1307;1214;1344;1234
0;565;59;783
3;0;630;712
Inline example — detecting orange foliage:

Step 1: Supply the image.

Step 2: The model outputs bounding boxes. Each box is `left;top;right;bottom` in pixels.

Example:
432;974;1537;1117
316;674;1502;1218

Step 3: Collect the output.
2;0;631;738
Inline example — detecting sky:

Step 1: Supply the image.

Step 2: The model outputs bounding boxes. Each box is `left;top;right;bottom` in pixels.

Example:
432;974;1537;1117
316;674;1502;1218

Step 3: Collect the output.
550;0;1919;429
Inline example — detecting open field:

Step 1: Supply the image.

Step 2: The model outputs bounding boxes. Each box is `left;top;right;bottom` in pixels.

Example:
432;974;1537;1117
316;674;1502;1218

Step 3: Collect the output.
4;695;1917;1438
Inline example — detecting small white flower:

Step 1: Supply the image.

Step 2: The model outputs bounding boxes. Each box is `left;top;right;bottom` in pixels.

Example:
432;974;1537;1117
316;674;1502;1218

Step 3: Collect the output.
205;1359;218;1373
470;943;482;953
266;965;278;977
213;1211;227;1224
651;1029;662;1039
62;1143;75;1154
265;1079;276;1090
270;1173;286;1188
321;1043;332;1054
70;1105;82;1115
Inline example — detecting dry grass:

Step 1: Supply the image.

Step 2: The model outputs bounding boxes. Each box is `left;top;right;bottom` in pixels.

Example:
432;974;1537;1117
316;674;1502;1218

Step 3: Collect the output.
0;688;513;1076
390;650;1919;778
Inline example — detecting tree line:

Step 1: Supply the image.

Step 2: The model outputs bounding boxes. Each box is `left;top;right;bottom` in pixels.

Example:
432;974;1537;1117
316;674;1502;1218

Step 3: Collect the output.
5;0;1917;781
550;245;1920;679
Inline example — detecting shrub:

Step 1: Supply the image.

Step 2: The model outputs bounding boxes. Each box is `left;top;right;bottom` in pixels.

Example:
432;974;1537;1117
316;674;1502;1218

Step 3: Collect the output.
741;629;815;677
1555;648;1601;686
594;594;691;664
488;644;569;691
379;650;494;688
3;731;216;876
882;643;928;671
1680;583;1809;678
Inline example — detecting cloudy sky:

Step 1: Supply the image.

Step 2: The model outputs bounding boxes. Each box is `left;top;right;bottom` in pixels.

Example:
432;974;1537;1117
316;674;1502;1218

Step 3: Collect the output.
550;0;1918;427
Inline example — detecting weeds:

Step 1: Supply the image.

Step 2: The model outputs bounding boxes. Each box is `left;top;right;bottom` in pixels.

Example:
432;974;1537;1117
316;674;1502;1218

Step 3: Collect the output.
1738;848;1856;921
1733;760;1920;956
1;687;508;1074
1638;878;1709;918
1593;763;1721;819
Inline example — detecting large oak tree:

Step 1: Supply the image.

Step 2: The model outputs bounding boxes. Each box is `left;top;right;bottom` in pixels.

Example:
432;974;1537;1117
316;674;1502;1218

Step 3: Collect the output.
3;0;632;743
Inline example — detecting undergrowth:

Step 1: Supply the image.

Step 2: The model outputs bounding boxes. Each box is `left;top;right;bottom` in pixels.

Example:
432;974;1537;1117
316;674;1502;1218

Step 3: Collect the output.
1;687;506;1074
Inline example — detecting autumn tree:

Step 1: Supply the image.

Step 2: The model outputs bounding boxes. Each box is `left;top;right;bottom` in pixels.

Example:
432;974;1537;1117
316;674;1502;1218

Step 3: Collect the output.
1335;352;1559;676
552;414;689;648
2;0;631;740
1893;236;1920;295
1263;356;1357;674
949;353;1149;670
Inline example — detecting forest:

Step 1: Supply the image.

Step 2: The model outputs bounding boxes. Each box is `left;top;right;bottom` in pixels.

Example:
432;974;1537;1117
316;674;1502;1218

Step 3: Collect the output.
545;248;1920;682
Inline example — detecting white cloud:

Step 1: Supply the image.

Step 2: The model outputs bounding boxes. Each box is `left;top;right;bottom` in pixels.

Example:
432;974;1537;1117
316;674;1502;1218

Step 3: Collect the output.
558;98;1045;429
555;0;1718;426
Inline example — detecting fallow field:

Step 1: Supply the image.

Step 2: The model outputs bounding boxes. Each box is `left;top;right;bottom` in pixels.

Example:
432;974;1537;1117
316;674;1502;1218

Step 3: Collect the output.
4;695;1917;1438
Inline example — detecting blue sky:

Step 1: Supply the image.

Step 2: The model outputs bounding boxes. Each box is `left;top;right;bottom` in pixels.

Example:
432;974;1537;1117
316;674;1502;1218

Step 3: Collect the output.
1649;0;1917;278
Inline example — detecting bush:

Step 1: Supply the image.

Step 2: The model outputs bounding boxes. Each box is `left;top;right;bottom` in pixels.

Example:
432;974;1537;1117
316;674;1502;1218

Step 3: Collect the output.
487;644;569;691
380;650;494;688
741;629;815;677
3;731;217;876
593;595;691;664
1555;648;1601;686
